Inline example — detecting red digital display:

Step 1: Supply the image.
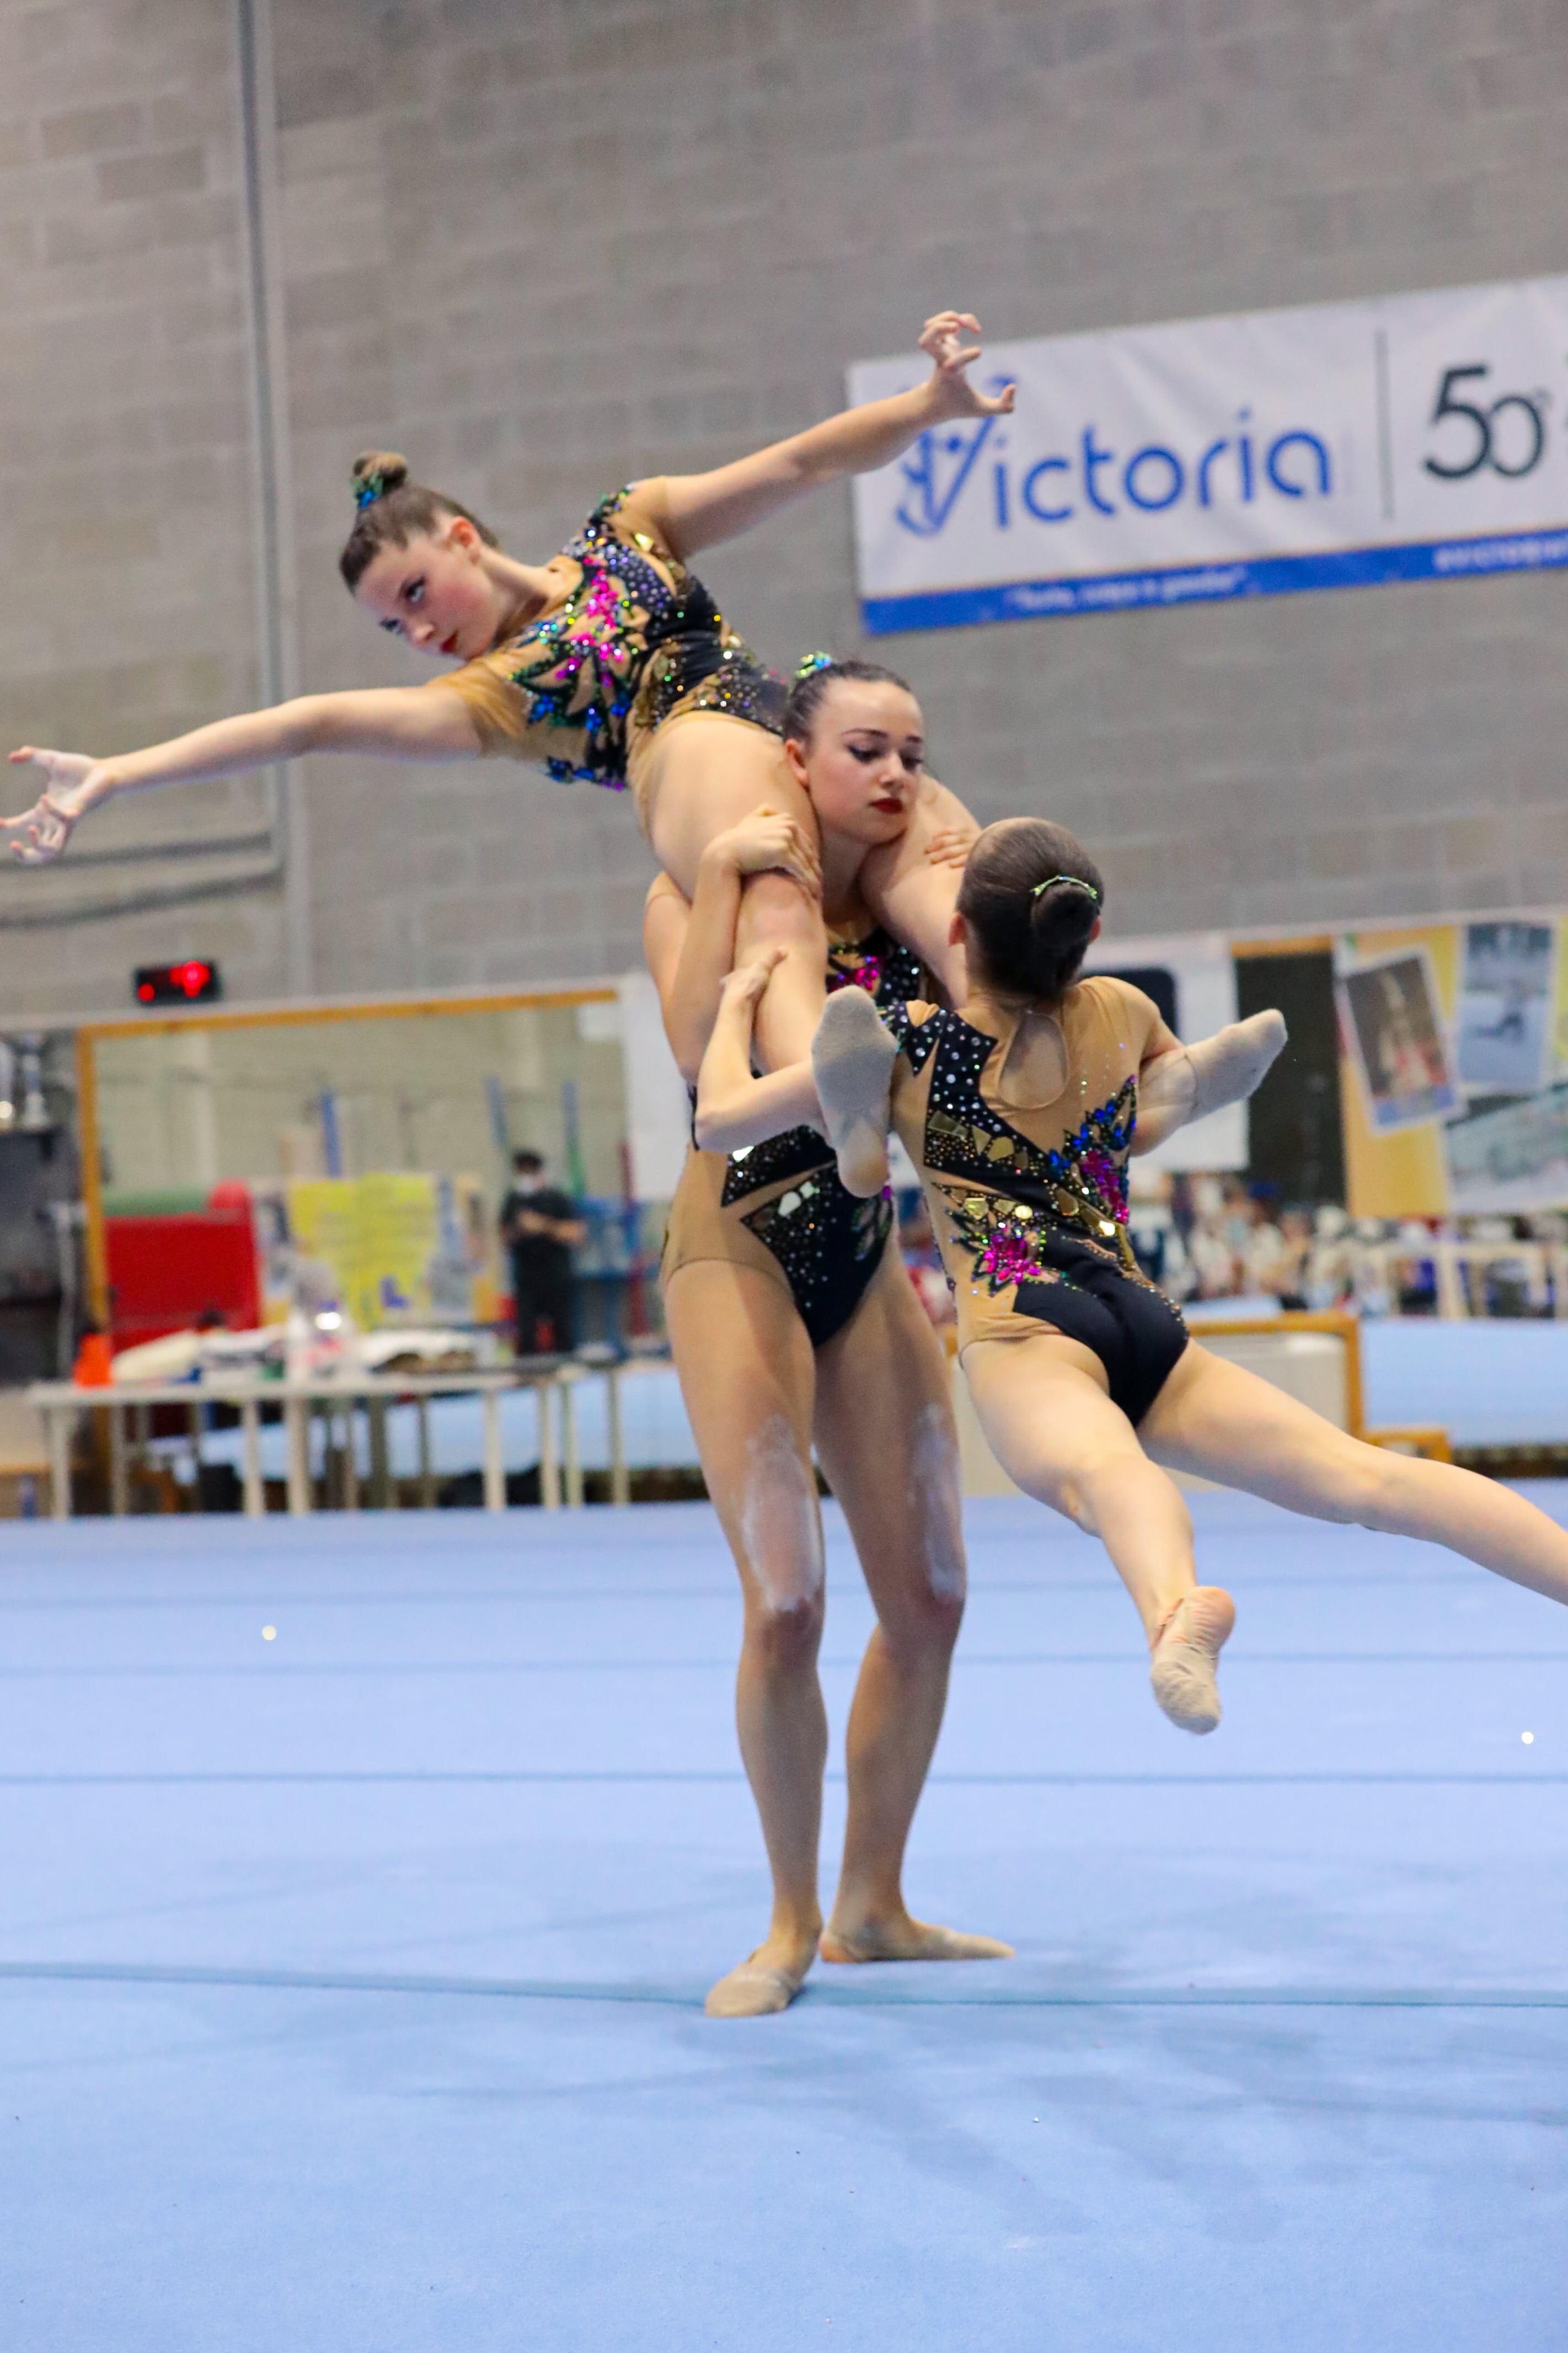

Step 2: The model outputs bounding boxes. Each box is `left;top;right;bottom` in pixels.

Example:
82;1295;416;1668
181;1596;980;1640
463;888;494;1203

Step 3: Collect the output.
133;960;222;1006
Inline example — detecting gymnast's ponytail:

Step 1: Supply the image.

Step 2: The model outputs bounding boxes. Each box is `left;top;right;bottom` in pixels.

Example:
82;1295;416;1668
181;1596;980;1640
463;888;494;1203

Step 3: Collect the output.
956;818;1105;1004
339;450;501;590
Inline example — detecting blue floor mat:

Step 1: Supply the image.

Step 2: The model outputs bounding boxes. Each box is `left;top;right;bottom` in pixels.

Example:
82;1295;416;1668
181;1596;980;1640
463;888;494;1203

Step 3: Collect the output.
2;1492;1566;2350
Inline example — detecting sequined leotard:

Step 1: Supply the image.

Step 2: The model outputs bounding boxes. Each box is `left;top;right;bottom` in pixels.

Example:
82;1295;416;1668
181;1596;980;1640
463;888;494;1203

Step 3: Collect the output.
661;925;927;1349
430;483;784;809
887;975;1189;1426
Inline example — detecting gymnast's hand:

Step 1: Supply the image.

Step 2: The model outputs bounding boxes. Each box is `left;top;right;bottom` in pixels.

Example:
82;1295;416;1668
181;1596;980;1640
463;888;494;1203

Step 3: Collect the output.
719;946;788;1017
918;312;1016;423
923;821;980;871
3;747;104;862
704;805;821;899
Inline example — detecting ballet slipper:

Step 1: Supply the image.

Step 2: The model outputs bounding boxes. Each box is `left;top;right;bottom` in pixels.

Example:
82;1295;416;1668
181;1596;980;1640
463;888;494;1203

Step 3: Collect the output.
1148;1584;1235;1735
820;1916;1014;1963
704;1949;812;2019
811;988;896;1198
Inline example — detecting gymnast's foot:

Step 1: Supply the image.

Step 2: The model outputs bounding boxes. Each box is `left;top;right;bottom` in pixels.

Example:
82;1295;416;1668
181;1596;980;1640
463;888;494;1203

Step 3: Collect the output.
1148;1583;1235;1734
704;1927;818;2019
820;1908;1014;1964
812;986;896;1198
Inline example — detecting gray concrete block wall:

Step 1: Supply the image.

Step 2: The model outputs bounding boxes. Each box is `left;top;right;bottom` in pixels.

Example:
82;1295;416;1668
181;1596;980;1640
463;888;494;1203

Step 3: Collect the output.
0;0;287;1014
3;0;1568;1014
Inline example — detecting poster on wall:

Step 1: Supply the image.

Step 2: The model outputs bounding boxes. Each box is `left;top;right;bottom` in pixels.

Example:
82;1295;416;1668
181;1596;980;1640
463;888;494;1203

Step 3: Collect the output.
1444;1082;1568;1214
1337;949;1459;1134
1453;920;1556;1095
254;1175;497;1327
849;273;1568;633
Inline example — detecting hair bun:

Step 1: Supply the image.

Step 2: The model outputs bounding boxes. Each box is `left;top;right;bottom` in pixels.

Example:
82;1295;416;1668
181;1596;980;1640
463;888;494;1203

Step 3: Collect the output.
350;450;410;507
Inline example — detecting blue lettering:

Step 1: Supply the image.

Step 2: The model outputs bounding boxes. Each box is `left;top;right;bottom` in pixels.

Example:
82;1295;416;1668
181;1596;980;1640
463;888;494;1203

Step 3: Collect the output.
1123;445;1185;511
1237;409;1255;503
993;460;1011;528
894;414;997;536
1196;438;1228;508
1082;425;1117;515
1266;429;1331;498
1022;456;1073;523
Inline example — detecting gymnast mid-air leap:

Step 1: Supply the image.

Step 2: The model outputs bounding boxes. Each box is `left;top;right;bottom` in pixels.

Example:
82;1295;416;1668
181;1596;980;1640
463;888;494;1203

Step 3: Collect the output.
4;311;1013;1196
699;813;1568;1735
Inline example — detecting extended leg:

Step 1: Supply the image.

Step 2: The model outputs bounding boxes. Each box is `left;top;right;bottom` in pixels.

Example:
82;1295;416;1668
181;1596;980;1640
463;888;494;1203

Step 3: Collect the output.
664;1260;827;2016
1144;1342;1568;1607
812;1251;1012;1961
963;1331;1235;1731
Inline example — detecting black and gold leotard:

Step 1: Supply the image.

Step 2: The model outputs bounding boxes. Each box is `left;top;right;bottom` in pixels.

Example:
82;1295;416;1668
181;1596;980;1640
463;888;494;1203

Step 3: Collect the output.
429;484;784;801
887;976;1189;1426
661;925;927;1349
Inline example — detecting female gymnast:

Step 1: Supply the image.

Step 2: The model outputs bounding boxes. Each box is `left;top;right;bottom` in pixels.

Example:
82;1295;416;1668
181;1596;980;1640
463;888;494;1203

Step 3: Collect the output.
652;659;1275;2010
4;313;1005;1194
643;665;1010;2020
702;813;1568;1735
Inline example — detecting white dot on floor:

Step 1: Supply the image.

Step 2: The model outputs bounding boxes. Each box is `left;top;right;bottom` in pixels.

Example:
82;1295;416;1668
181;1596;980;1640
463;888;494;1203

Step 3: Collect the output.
1521;1730;1534;1744
262;1625;276;1641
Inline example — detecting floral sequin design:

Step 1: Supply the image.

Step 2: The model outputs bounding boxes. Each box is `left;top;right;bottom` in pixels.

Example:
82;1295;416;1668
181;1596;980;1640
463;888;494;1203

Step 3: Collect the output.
825;929;923;1006
720;928;921;1209
937;1189;1053;1294
500;488;781;788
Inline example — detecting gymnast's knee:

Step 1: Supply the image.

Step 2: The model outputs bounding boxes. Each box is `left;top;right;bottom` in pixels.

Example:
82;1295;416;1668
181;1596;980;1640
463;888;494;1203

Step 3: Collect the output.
1334;1442;1417;1534
743;1581;826;1677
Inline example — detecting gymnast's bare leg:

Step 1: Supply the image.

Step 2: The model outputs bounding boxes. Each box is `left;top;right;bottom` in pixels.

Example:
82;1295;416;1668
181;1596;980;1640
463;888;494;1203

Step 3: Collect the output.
666;1251;1009;2016
814;1245;1011;1965
638;712;832;1088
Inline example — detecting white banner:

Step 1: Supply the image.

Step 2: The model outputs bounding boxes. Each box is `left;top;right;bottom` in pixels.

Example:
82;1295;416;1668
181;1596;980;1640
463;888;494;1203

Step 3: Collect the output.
849;275;1568;632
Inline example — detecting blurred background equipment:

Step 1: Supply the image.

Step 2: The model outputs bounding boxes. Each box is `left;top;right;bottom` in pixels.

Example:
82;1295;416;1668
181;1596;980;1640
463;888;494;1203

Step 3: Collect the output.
133;959;222;1006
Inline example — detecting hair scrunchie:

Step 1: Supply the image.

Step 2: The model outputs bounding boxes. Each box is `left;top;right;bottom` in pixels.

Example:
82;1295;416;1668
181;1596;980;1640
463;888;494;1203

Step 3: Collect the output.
793;650;835;680
354;469;388;511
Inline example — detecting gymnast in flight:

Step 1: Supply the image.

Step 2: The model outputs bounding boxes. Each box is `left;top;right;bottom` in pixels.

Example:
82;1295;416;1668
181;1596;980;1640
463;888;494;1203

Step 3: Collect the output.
700;813;1568;1732
3;313;1005;1196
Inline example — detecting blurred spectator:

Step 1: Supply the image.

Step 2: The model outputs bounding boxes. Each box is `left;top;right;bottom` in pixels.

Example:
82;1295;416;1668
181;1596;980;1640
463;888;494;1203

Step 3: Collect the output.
500;1149;585;1356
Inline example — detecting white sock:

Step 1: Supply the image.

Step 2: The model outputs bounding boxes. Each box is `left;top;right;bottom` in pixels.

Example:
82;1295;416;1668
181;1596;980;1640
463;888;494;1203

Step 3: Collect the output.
1140;1010;1287;1143
811;990;896;1199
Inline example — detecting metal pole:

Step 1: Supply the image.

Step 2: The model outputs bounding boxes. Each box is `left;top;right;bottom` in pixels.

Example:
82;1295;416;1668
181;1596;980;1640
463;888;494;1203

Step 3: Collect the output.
561;1377;582;1509
285;1395;310;1515
368;1394;390;1507
109;1402;127;1518
241;1396;264;1517
48;1406;71;1522
538;1376;560;1511
418;1396;435;1509
607;1363;629;1507
482;1387;505;1512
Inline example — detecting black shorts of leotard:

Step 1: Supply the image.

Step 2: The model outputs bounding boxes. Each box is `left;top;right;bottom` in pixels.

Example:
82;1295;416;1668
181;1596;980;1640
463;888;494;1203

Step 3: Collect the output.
1013;1234;1189;1428
660;1124;893;1352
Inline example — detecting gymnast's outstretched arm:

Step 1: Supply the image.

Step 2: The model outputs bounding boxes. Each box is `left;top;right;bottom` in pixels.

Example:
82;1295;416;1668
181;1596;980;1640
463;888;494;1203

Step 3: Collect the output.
643;312;1014;562
3;687;482;865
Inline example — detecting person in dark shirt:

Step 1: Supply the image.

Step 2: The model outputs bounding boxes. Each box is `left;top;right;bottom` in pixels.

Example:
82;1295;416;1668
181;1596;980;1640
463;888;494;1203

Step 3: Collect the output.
499;1150;585;1356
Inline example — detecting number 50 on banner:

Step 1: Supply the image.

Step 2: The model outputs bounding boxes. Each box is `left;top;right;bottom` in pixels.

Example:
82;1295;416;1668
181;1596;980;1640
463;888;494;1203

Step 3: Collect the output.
848;275;1568;632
